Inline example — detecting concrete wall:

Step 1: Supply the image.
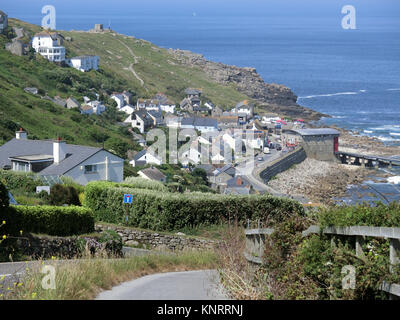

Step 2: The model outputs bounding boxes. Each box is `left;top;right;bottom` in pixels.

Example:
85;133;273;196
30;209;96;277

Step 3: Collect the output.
302;135;337;161
260;147;307;183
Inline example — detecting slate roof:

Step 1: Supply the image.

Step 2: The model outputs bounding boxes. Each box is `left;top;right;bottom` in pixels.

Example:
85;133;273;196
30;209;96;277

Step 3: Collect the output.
184;88;202;96
181;117;218;128
132;149;147;161
139;167;166;181
294;128;340;136
0;138;110;175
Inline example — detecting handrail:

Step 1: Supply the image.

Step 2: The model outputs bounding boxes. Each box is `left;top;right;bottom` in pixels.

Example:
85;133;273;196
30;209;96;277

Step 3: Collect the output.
245;225;400;298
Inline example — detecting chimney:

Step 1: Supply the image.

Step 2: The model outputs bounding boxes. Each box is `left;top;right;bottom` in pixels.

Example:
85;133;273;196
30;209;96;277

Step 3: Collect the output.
236;177;243;186
16;128;27;140
53;137;66;164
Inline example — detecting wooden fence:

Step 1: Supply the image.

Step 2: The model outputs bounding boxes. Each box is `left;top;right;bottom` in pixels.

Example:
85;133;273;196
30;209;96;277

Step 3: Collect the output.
245;225;400;297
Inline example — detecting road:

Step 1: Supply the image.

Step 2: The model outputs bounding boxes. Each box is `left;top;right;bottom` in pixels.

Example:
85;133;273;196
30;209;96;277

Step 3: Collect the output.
96;270;229;300
236;149;283;195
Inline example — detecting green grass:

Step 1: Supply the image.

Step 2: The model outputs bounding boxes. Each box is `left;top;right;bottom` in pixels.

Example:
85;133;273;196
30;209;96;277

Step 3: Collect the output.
6;251;217;300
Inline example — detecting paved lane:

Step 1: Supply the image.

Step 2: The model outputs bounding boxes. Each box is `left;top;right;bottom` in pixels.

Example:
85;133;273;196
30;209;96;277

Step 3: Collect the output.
96;270;229;300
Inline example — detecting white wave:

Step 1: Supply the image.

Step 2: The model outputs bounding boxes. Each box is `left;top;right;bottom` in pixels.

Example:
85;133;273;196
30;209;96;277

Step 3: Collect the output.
359;90;367;93
390;132;400;136
370;125;400;132
298;91;359;99
377;135;400;142
388;176;400;184
332;115;347;119
364;130;373;134
387;88;400;91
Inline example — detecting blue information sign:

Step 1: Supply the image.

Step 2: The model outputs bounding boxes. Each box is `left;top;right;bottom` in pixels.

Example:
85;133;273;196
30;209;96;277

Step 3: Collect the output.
124;194;133;204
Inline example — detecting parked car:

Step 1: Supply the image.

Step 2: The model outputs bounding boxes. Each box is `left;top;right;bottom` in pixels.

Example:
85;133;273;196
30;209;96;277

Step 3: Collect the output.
258;157;264;161
276;144;282;151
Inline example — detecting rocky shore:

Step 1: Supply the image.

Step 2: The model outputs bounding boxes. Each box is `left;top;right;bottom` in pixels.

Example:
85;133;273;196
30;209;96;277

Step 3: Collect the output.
169;49;325;121
267;158;370;205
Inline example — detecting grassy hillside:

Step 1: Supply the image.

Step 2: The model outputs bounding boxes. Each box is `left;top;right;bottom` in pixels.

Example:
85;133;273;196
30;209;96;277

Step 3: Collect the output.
10;18;249;107
0;18;253;151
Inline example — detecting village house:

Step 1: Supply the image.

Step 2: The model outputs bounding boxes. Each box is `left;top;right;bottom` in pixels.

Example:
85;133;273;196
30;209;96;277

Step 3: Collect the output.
124;110;154;133
66;97;81;109
111;91;134;110
231;100;254;118
147;110;164;126
32;32;66;63
209;164;236;192
153;93;176;114
129;149;162;167
66;55;99;72
181;117;218;133
0;10;8;34
224;176;252;195
138;167;167;183
0;130;124;185
181;136;211;165
80;105;94;115
165;115;181;129
24;87;38;95
120;105;135;115
87;100;106;114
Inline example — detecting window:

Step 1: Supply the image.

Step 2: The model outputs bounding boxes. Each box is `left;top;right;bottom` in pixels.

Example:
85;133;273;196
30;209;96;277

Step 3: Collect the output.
84;165;97;174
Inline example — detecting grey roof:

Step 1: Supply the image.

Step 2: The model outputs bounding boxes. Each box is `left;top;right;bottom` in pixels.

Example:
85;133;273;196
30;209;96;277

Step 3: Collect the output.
0;138;119;175
226;176;251;188
181;117;218;128
132;149;147;161
294;128;340;136
195;164;215;175
224;187;250;195
139;167;166;181
185;88;202;95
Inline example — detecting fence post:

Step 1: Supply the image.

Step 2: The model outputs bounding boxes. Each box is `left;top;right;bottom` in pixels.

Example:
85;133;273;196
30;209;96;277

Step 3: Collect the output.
390;238;400;273
355;236;365;258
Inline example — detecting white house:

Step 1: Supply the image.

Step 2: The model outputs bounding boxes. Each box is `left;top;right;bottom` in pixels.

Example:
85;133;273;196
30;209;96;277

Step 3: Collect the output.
32;32;66;63
138;167;166;183
120;105;135;115
0;130;124;185
160;100;176;114
130;149;162;167
87;100;106;114
181;117;218;133
67;55;99;72
111;94;125;109
124;110;154;134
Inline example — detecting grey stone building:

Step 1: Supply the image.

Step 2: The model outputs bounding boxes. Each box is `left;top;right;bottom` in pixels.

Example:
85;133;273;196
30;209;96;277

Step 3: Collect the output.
0;10;8;34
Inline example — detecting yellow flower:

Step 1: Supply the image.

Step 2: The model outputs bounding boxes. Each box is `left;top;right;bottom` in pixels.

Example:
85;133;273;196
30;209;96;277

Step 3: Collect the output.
31;292;37;299
0;275;5;281
20;230;23;235
51;256;56;260
2;220;5;225
2;235;6;240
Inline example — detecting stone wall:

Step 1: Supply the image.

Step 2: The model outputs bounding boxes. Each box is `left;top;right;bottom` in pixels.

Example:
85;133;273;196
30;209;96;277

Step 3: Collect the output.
95;224;216;251
260;147;307;183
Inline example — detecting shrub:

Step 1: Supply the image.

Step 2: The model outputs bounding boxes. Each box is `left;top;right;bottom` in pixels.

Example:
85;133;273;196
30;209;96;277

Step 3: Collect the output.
49;184;80;206
2;205;94;236
0;181;9;210
317;202;400;228
122;177;168;192
84;181;305;231
0;170;43;193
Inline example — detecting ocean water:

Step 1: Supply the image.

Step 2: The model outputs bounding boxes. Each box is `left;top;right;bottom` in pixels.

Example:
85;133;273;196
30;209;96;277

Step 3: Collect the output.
2;0;400;202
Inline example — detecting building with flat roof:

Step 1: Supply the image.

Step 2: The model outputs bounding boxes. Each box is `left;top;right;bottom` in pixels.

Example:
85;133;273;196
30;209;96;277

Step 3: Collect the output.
283;128;340;161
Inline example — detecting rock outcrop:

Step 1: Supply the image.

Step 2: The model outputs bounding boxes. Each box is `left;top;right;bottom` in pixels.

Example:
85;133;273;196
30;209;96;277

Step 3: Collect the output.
169;49;325;120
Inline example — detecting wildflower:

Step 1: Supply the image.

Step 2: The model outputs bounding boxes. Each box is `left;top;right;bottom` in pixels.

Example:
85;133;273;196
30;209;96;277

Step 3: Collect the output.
2;235;6;240
2;220;5;225
51;256;56;260
0;275;5;281
20;230;23;235
31;292;37;299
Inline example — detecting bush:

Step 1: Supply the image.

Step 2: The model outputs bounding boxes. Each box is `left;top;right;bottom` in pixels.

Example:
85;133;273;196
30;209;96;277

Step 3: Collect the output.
49;184;80;206
122;177;168;192
317;202;400;228
2;205;94;236
83;181;305;231
0;170;43;193
0;181;9;210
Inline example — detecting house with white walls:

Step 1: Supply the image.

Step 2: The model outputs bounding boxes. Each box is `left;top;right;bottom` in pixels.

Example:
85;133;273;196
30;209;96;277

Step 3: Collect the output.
111;93;125;109
87;100;106;114
32;32;66;63
66;55;99;72
124;110;154;133
0;130;124;185
129;149;162;167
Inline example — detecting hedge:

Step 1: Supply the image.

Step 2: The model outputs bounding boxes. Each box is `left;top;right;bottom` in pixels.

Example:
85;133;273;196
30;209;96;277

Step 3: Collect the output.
84;181;305;231
317;202;400;228
1;205;95;236
122;177;168;192
0;169;43;192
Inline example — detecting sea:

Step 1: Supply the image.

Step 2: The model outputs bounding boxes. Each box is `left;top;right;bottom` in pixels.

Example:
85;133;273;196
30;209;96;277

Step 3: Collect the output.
2;0;400;204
